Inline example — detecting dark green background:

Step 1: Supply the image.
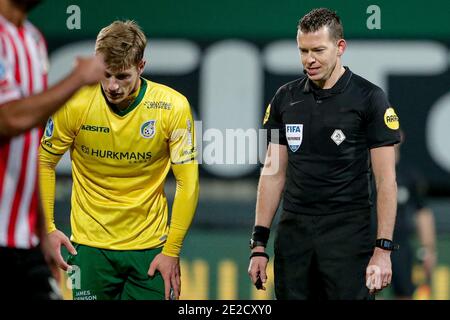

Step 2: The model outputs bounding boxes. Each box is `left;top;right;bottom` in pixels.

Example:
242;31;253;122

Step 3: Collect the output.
30;0;450;40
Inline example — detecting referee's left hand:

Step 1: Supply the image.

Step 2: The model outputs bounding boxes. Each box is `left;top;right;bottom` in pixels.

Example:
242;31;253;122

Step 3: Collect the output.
248;247;268;290
148;253;181;300
366;247;392;294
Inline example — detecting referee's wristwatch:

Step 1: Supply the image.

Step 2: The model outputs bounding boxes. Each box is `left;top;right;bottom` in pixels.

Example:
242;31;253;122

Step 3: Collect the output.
375;238;399;251
249;239;266;249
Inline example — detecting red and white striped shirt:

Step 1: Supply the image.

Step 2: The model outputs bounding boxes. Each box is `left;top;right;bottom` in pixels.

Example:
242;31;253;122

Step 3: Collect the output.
0;14;48;249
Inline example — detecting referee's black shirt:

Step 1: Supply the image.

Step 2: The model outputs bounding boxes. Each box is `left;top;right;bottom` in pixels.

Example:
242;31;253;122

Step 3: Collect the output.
264;67;401;215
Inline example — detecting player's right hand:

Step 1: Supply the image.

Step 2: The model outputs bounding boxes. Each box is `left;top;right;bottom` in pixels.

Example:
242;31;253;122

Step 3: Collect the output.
248;247;268;290
147;253;181;300
48;229;77;271
74;55;105;85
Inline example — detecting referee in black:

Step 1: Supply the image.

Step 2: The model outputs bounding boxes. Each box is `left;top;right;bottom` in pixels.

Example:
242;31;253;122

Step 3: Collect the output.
248;8;401;299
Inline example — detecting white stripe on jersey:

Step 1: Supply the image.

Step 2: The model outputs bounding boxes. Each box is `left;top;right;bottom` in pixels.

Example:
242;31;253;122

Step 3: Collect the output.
0;27;20;99
0;136;24;245
25;21;47;91
15;128;39;248
23;24;44;93
0;15;47;248
3;22;30;96
0;90;20;104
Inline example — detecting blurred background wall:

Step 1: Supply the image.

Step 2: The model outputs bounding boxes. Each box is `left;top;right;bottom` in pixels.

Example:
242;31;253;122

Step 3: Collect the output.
30;0;450;299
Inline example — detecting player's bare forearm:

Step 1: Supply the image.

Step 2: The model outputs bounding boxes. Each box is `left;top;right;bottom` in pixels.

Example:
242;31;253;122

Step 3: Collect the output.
416;208;436;250
416;208;437;275
0;72;83;137
0;56;104;137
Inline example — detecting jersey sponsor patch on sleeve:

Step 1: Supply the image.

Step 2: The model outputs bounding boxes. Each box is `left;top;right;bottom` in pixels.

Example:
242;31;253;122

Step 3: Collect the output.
384;107;400;130
263;104;271;125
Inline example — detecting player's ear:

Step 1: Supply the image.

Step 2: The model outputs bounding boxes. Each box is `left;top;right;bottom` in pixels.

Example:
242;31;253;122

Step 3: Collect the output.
137;60;146;75
337;39;346;57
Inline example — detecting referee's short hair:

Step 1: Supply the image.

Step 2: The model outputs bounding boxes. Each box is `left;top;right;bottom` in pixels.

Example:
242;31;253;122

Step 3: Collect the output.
298;8;344;41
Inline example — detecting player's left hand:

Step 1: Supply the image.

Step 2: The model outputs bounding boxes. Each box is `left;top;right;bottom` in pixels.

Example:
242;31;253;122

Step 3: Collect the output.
366;247;392;295
148;253;181;300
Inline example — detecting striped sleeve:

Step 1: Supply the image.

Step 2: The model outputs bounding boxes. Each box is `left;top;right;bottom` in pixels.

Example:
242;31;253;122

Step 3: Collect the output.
0;29;21;104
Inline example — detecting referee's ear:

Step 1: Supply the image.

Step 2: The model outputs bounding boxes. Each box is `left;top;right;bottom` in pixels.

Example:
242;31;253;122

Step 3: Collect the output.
337;39;347;57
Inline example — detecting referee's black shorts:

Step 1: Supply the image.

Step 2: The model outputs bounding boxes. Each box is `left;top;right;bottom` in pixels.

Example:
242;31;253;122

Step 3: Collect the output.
274;209;374;300
0;246;61;300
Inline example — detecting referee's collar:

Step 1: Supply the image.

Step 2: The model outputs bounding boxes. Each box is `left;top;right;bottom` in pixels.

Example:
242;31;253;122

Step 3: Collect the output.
303;66;352;96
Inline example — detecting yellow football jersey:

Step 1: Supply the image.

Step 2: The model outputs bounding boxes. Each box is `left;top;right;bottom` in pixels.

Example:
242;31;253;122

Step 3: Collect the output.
40;78;196;250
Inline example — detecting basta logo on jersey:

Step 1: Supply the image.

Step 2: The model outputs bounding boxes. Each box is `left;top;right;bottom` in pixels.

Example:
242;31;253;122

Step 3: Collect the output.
285;124;303;152
140;120;156;138
44;117;54;138
384;107;400;130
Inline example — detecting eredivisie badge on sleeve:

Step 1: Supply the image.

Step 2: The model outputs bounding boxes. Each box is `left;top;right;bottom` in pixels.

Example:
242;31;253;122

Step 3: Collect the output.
285;124;303;152
44;117;54;138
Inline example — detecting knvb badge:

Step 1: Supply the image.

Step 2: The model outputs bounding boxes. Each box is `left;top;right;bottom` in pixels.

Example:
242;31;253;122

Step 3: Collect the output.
285;124;303;152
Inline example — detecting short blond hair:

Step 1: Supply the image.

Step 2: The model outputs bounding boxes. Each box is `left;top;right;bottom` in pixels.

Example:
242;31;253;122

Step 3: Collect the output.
95;20;147;71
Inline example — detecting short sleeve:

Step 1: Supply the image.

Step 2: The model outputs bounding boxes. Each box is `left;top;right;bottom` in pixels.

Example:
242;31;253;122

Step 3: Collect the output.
169;97;197;164
263;89;287;145
366;87;401;148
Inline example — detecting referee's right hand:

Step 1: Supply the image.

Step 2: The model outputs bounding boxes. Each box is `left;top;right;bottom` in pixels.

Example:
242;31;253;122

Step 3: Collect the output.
47;230;77;271
248;247;268;290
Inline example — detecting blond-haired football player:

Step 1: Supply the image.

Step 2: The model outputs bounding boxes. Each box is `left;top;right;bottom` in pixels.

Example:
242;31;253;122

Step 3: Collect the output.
39;20;199;300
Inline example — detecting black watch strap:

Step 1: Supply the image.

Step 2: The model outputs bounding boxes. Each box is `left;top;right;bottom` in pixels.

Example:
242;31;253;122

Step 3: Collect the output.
249;252;269;260
249;239;266;249
375;238;399;251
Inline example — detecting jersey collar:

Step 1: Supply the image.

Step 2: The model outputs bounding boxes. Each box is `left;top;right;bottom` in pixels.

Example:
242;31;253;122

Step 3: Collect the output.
103;78;148;117
303;66;352;98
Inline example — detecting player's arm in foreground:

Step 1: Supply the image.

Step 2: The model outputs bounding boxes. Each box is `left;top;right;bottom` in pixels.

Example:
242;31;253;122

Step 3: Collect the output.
39;146;77;271
38;72;100;271
366;145;397;294
148;99;199;300
248;143;288;290
0;56;104;137
148;162;199;300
